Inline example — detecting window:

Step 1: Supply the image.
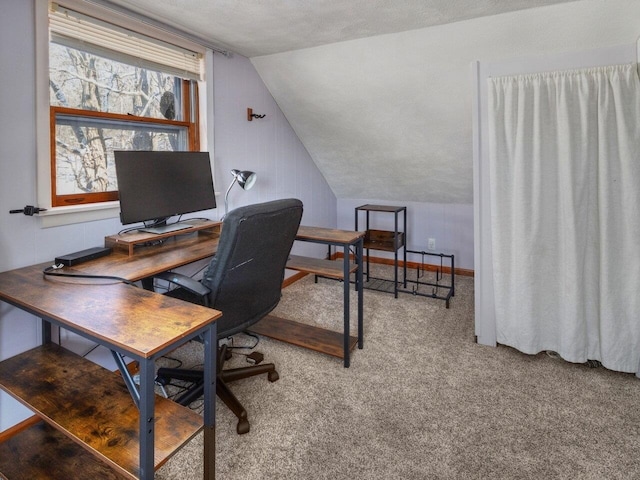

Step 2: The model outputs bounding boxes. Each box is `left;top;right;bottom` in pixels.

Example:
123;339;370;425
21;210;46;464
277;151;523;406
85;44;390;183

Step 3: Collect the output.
48;5;203;207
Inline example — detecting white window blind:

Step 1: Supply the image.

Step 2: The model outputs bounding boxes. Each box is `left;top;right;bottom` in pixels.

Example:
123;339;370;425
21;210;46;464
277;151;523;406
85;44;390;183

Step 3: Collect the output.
49;3;203;81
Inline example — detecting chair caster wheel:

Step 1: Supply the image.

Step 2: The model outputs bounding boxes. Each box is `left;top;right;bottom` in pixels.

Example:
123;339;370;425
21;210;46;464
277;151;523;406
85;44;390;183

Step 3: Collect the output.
268;371;279;382
237;419;250;435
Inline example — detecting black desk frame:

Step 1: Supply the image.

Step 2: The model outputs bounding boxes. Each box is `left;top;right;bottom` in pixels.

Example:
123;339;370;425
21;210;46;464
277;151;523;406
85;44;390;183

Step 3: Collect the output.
302;236;364;367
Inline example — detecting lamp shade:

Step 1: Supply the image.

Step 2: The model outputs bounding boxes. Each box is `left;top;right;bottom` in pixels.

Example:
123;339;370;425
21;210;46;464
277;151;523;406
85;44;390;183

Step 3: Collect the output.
233;170;257;190
224;169;258;218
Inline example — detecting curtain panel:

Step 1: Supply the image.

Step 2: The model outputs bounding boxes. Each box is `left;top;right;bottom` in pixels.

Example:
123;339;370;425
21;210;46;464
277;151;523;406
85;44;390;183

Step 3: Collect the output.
488;63;640;373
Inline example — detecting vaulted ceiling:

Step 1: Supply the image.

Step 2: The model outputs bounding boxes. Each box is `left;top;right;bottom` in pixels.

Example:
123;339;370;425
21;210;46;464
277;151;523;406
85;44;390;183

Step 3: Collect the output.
105;0;583;204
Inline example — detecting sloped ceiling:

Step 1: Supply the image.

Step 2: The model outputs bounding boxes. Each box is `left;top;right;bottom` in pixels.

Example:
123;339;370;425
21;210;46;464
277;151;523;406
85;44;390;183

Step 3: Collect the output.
105;0;582;204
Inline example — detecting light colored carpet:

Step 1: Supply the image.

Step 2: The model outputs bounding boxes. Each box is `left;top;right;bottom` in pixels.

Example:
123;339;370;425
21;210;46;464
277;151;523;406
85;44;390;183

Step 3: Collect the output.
155;266;640;479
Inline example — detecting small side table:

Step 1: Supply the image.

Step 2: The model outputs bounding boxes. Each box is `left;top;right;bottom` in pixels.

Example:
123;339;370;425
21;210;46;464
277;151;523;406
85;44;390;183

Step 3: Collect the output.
355;204;407;298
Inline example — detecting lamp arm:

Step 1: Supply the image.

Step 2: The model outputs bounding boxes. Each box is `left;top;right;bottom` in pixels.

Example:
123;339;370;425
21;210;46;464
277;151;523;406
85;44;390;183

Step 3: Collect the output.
224;177;238;218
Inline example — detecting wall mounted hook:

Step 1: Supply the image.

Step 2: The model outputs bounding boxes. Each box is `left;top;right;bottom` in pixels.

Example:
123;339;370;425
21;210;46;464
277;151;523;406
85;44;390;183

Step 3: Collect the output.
247;108;266;121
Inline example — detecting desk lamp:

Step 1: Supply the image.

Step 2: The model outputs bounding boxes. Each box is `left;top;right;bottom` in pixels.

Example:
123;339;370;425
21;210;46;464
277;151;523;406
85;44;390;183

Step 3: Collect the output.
224;169;257;218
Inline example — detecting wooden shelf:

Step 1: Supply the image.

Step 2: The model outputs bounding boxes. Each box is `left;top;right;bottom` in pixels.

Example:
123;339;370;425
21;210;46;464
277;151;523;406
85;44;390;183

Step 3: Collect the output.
363;229;405;252
356;204;407;298
265;226;365;366
105;220;221;256
0;344;203;479
287;254;357;279
249;315;358;359
355;204;406;214
0;422;129;479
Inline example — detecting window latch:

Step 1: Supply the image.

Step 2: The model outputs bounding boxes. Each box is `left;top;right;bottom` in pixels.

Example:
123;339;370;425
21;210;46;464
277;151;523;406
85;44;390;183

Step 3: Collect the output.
9;205;47;216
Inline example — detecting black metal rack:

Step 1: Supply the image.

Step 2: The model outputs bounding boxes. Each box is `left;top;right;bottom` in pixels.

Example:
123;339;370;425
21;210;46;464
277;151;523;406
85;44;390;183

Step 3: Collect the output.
355;204;407;298
400;249;455;308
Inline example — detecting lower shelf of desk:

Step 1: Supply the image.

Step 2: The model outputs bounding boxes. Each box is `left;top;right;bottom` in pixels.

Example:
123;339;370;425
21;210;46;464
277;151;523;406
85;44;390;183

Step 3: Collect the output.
0;344;203;479
0;421;130;479
287;254;357;278
249;315;358;359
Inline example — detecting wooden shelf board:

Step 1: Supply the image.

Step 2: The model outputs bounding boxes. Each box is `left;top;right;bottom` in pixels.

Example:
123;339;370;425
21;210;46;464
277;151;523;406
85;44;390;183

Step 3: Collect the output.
296;226;365;245
364;230;405;252
105;220;221;256
356;204;406;213
248;315;357;359
0;345;203;478
0;421;130;480
287;254;357;279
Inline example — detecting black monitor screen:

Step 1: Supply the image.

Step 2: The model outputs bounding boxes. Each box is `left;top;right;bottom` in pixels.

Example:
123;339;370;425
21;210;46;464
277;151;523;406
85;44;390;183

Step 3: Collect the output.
114;151;216;225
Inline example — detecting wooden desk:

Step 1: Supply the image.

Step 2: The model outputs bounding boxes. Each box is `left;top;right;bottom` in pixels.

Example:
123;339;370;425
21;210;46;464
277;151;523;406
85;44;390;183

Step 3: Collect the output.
0;222;364;478
97;223;365;367
250;226;365;367
0;261;220;479
95;223;365;367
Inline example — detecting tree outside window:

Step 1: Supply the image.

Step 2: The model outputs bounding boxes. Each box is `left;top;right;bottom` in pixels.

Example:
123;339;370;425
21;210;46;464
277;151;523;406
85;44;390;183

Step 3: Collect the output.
49;42;199;207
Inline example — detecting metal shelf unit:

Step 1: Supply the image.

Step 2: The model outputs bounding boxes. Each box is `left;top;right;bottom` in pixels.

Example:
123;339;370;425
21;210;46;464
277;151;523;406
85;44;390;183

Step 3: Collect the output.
401;249;455;308
355;204;407;298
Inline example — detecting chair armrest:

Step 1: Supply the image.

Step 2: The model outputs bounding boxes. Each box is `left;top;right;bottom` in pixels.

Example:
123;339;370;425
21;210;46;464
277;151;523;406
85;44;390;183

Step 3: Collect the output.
154;271;211;298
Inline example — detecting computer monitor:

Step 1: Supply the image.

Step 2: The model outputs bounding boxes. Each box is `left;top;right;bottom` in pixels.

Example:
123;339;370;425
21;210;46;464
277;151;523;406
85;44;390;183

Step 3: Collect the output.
114;151;216;233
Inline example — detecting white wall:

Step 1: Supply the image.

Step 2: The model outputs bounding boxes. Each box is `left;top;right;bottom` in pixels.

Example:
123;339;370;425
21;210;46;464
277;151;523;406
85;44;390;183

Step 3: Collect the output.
211;53;336;258
0;0;335;431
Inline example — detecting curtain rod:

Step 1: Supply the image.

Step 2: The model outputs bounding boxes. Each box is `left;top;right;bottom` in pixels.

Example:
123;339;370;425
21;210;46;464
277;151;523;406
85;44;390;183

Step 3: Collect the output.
83;0;232;57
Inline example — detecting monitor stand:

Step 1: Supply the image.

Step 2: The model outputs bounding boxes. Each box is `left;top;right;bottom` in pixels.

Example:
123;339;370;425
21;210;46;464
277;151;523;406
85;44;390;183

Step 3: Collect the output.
138;222;193;235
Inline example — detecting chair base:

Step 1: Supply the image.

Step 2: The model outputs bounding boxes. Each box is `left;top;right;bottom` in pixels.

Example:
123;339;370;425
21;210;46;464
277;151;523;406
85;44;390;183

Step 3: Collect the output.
156;345;278;435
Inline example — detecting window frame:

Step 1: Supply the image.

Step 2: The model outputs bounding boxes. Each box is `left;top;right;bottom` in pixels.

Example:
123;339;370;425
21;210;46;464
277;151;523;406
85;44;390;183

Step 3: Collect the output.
50;79;200;207
35;0;213;227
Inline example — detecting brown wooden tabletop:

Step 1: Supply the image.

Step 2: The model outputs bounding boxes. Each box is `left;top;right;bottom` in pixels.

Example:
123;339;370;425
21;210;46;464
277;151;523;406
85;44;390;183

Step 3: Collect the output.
0;263;221;359
76;233;220;282
296;225;365;245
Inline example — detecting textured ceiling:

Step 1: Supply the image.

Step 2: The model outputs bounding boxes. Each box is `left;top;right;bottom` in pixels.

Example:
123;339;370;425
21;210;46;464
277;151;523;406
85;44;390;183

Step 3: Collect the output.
104;0;583;204
106;0;579;58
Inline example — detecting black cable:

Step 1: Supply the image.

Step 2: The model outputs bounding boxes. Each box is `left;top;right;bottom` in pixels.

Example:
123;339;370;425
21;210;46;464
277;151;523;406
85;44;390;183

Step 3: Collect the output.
82;343;100;358
227;331;260;350
117;225;143;235
42;265;136;285
159;354;183;369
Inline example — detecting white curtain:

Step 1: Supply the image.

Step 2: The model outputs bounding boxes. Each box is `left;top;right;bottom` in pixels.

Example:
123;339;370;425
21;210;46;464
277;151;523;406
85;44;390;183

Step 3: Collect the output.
488;63;640;373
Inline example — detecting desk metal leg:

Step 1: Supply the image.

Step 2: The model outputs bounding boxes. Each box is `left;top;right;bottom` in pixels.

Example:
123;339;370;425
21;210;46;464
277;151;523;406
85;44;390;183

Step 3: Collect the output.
41;319;52;344
138;357;155;480
112;351;141;408
343;244;351;368
203;323;217;479
356;239;364;350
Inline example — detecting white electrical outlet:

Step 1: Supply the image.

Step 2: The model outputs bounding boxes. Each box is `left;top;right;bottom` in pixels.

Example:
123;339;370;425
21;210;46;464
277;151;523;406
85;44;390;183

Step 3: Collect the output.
428;238;436;250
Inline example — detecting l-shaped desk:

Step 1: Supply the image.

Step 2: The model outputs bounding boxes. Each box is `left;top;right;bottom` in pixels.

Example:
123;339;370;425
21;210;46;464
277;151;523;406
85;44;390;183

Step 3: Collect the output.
0;220;365;479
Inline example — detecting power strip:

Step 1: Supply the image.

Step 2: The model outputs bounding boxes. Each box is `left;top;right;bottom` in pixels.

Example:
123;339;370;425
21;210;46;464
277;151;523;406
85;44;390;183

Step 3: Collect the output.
54;246;112;266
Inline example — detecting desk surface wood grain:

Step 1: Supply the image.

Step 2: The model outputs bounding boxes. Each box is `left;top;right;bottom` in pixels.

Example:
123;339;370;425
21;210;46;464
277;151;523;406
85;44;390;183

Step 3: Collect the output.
0;263;221;358
90;233;219;281
0;421;131;479
0;345;203;478
296;225;365;244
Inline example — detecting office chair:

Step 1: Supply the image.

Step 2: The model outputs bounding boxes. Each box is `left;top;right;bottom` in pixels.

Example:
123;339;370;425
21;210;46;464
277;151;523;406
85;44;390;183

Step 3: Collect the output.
154;198;303;434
